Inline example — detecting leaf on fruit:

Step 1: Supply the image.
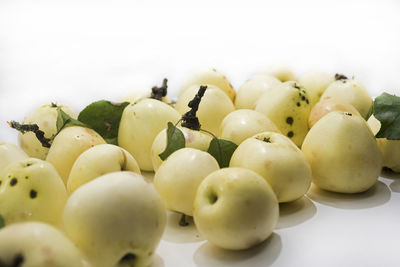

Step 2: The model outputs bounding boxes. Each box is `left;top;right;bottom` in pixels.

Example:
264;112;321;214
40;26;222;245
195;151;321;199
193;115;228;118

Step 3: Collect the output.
56;109;86;133
159;122;185;161
0;215;4;229
373;93;400;140
207;138;238;168
78;100;129;145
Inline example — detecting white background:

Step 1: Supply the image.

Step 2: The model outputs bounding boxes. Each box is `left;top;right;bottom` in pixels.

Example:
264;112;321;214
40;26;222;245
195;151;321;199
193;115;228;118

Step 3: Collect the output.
1;0;400;266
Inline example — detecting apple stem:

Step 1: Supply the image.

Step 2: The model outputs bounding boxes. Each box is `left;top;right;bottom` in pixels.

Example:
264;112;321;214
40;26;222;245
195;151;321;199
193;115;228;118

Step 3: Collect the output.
181;85;207;131
150;78;168;101
7;121;52;148
334;73;348;81
179;213;189;227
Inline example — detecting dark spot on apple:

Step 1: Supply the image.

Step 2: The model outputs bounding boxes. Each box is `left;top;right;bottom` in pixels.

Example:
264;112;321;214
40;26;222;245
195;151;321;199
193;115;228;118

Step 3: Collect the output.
306;99;309;104
119;253;136;266
25;176;28;179
12;253;24;267
10;178;18;186
286;117;293;125
30;190;37;199
287;131;294;138
208;191;218;204
345;112;352;116
301;96;306;101
296;102;301;107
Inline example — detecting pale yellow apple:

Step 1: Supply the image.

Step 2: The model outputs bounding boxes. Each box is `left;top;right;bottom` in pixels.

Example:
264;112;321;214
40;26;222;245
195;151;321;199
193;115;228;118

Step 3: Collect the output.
193;167;279;250
219;109;280;145
0;158;67;227
154;148;219;216
18;103;77;160
298;71;335;106
302;112;382;193
67;144;141;193
175;84;235;135
118;99;181;171
0;142;28;172
46;126;106;184
0;222;90;267
151;127;212;171
230;132;312;202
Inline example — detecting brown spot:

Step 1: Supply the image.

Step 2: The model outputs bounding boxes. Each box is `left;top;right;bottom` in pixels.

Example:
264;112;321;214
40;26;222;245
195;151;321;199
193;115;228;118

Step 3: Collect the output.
264;160;272;168
10;178;18;186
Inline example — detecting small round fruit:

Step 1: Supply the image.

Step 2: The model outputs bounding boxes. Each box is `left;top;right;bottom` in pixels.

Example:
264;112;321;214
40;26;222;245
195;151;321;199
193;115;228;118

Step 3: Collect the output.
193;167;279;250
230;132;312;202
219;109;280;145
0;158;67;226
308;99;361;128
18;103;77;159
234;76;281;109
368;115;400;172
320;79;372;118
0;222;89;267
151;127;212;171
260;65;298;82
255;81;311;147
175;84;235;134
298;71;335;107
302;112;382;193
118;99;181;171
46;126;106;184
0;142;28;172
179;68;236;101
63;171;166;267
67;144;141;193
154;148;220;216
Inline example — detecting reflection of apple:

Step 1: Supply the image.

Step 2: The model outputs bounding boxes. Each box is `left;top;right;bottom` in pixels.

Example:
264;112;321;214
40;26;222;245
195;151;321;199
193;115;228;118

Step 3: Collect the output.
154;148;219;216
151;127;212;171
18;103;77;159
118;99;181;171
367;115;400;172
230;132;312;203
0;222;90;267
193;167;279;250
46;126;106;184
63;171;166;267
302;112;382;193
0;158;67;227
219;109;280;145
179;68;236;101
67;144;141;193
0;142;28;172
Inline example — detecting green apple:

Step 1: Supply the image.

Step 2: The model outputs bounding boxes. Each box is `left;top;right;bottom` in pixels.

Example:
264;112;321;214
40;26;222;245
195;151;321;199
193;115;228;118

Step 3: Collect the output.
0;222;90;267
46;126;106;184
302;111;382;193
219;109;280;145
175;84;235;135
193;167;279;250
154;148;220;216
320;79;372;118
0;142;28;172
230;132;312;202
63;171;166;267
255;81;311;147
308;99;361;128
0;158;67;227
118;99;181;171
151;127;212;171
179;68;236;101
67;144;141;193
234;75;281;109
298;71;335;107
367;115;400;172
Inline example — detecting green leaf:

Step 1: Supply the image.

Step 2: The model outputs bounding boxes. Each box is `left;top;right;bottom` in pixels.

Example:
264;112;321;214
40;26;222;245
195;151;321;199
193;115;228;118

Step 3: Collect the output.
78;101;129;145
207;138;238;168
56;109;86;133
159;122;185;161
0;215;5;229
374;92;400;140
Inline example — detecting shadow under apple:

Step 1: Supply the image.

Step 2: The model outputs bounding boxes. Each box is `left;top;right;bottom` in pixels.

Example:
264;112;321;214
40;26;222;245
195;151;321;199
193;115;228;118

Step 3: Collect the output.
276;196;317;229
193;233;282;267
307;180;391;209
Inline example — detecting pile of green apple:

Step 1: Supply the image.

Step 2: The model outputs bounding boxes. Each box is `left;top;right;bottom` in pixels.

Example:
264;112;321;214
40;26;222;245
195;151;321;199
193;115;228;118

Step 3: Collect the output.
0;67;399;266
